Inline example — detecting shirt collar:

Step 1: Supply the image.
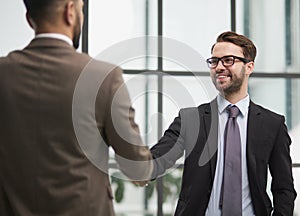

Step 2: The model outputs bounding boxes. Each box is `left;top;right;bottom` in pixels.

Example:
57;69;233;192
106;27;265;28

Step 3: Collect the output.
217;94;250;117
35;33;73;46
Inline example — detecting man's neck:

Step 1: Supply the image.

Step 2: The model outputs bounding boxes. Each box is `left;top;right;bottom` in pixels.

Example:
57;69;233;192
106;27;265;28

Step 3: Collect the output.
222;92;248;104
35;33;73;46
35;22;72;40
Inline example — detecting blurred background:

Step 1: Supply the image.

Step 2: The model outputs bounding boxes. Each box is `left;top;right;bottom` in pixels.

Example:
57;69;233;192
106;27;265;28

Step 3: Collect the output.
1;0;300;215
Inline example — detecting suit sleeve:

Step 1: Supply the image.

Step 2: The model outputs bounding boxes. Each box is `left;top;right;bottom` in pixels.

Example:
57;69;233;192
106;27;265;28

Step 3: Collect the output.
269;116;297;215
101;66;153;181
150;110;186;179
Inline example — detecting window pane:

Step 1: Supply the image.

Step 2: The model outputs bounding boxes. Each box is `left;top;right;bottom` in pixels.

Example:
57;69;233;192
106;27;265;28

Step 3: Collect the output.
291;79;300;128
249;77;300;164
0;2;33;56
163;0;231;71
109;168;158;216
162;75;217;130
290;79;300;163
112;74;158;215
249;78;287;115
123;74;158;147
89;0;157;70
289;0;300;72
236;0;300;73
249;0;286;72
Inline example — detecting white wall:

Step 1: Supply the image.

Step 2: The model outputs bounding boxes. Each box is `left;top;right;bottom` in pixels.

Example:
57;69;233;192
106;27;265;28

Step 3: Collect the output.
0;1;33;56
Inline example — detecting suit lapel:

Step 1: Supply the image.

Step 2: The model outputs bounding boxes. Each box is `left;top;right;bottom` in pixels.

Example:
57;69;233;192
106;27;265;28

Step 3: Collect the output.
246;101;263;183
200;100;263;192
200;99;218;178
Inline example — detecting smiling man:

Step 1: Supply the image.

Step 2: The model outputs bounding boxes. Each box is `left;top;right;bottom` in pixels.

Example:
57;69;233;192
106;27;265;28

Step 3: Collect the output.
149;31;297;216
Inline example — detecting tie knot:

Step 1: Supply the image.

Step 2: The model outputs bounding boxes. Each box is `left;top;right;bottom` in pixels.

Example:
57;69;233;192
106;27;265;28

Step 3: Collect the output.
227;105;240;118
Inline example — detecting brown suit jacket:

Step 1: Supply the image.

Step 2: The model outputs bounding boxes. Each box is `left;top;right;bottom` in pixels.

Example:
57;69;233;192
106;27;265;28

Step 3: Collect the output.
0;38;152;216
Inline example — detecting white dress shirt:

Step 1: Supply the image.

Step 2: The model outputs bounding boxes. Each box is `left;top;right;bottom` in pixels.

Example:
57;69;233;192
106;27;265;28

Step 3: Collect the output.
35;33;73;46
205;94;255;216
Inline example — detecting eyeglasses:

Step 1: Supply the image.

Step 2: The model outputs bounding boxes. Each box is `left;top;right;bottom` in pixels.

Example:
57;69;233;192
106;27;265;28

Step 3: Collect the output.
206;55;251;69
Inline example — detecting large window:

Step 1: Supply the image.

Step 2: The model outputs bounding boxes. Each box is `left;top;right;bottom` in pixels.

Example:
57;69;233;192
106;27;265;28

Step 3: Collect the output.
2;0;300;215
87;0;300;215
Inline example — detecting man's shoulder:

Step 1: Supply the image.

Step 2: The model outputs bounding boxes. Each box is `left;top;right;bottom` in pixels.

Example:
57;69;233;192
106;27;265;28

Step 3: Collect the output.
0;56;7;63
80;55;122;77
179;100;215;116
250;101;284;120
0;51;19;66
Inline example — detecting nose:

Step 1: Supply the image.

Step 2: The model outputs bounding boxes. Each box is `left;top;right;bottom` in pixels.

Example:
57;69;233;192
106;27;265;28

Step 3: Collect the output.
215;59;226;70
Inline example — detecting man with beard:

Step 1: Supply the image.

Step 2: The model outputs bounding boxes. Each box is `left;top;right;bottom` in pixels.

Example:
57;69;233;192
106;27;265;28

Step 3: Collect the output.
0;0;153;215
149;31;296;215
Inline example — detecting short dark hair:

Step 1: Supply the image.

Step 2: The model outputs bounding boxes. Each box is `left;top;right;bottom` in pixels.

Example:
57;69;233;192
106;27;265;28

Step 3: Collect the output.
23;0;71;24
211;31;257;61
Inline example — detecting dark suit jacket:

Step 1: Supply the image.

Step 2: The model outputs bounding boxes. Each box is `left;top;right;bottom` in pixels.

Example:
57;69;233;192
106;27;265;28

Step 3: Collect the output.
151;99;296;216
0;38;152;216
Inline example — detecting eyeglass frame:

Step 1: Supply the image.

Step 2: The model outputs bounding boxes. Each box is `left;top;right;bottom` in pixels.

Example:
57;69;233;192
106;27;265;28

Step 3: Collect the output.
206;55;252;69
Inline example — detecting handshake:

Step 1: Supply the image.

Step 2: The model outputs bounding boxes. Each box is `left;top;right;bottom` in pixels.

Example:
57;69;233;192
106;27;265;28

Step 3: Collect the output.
132;180;150;187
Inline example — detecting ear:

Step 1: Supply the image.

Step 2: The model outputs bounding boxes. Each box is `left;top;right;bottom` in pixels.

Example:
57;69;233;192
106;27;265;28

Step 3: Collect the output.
64;1;76;26
26;12;35;29
246;61;254;76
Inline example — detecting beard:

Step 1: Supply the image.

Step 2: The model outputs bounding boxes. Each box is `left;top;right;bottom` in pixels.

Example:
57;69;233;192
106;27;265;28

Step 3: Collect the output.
72;13;82;49
212;66;246;95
